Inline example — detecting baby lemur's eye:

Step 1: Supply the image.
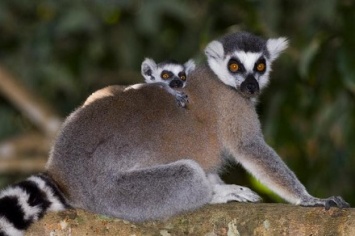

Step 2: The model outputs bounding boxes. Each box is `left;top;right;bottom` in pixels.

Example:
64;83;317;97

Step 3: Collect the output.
256;63;266;72
179;72;186;81
228;61;239;73
161;72;170;80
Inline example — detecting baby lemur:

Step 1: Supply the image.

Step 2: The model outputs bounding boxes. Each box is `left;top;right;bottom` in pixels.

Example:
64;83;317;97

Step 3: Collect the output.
84;58;195;108
135;58;195;107
0;32;349;236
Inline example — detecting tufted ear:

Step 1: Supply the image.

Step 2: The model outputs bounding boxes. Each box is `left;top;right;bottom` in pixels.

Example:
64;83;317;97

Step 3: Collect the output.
141;58;157;83
205;40;224;60
184;59;196;75
266;37;289;62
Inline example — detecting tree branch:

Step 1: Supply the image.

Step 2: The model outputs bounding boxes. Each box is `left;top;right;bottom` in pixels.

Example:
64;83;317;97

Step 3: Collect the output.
27;203;355;235
0;66;62;137
0;132;49;172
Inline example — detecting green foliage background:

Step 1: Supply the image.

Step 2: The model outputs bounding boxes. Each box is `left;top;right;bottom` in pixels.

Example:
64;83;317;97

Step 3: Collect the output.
0;0;354;204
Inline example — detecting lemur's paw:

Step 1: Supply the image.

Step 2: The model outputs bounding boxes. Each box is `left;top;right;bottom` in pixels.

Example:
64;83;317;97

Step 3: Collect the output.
175;92;188;108
300;196;350;210
209;184;262;204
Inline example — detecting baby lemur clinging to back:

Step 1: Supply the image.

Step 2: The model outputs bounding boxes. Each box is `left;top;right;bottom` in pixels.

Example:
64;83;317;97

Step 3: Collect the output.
0;32;349;236
84;58;195;108
139;58;195;107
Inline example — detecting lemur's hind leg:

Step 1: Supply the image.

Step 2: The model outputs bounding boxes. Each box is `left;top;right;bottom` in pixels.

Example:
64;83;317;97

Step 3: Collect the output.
207;173;262;204
91;159;212;222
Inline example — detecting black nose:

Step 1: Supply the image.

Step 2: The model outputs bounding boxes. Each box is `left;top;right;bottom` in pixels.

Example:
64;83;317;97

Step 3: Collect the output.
169;79;184;88
246;82;258;92
240;74;260;96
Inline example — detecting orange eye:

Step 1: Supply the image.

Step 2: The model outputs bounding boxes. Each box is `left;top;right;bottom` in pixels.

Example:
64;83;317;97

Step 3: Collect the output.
229;63;239;72
180;75;186;81
162;73;169;80
257;63;266;72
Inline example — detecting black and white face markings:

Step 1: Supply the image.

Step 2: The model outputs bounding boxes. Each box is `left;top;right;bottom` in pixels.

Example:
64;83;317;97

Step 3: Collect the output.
141;58;196;89
0;173;69;236
226;52;267;97
205;31;288;98
160;67;186;89
140;58;196;108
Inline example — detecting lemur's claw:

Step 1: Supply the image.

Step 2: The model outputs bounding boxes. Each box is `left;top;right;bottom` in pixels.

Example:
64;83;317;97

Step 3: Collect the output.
176;92;189;108
325;196;350;210
300;195;350;210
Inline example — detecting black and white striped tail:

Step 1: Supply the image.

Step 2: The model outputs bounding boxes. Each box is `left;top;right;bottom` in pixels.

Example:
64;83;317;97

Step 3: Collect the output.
0;173;70;236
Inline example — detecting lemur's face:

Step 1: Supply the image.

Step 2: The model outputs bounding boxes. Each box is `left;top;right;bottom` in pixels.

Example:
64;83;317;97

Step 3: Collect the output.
141;59;196;89
219;51;269;97
157;64;187;88
205;32;288;98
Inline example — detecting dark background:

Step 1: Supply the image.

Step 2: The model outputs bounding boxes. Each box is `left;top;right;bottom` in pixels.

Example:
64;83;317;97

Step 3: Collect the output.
0;0;354;205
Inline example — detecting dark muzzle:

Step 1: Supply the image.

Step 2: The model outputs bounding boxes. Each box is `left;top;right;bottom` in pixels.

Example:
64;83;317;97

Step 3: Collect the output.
240;74;260;97
169;79;184;88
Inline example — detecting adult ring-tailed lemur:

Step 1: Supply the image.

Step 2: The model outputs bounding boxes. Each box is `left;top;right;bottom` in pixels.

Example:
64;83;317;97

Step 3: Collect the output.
0;31;349;236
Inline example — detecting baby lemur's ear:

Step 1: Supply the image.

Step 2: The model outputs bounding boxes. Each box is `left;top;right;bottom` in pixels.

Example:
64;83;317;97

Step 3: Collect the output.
141;58;157;82
266;37;288;62
184;59;196;75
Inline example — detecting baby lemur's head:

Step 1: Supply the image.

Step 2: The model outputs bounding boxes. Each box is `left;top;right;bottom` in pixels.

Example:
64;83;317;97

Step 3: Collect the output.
141;58;196;89
205;31;288;98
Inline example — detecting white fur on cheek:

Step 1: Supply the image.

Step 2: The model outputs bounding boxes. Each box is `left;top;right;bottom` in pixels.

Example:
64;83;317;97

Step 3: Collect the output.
257;60;272;89
207;56;237;88
205;41;238;88
258;71;271;89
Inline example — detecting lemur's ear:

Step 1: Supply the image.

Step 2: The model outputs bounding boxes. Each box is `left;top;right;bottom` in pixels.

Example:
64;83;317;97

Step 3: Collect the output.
184;59;196;75
141;58;157;82
266;37;288;62
205;40;224;61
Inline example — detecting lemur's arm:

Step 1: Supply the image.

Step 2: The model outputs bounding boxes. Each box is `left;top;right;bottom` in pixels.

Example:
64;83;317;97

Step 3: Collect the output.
158;83;188;108
234;136;349;209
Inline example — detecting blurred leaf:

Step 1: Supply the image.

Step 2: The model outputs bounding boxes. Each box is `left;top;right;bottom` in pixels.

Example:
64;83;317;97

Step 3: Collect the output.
39;63;75;90
298;36;322;78
55;7;99;36
136;0;193;35
0;106;21;139
338;47;355;94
